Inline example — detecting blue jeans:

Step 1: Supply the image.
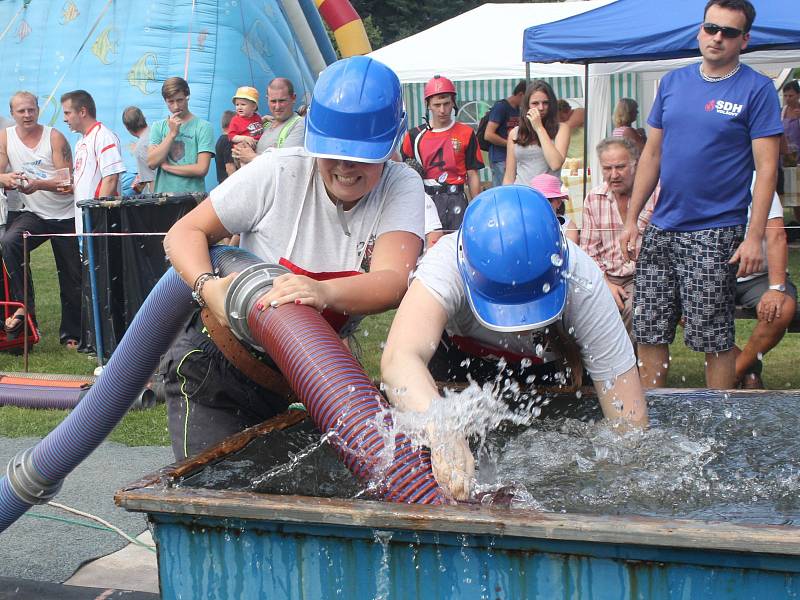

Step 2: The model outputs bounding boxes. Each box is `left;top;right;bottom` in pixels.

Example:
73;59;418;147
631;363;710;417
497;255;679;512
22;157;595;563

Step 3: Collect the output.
490;160;506;188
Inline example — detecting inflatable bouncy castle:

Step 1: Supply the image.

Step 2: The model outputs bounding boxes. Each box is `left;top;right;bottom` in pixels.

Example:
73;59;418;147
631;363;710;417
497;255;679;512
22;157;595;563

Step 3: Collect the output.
0;0;369;182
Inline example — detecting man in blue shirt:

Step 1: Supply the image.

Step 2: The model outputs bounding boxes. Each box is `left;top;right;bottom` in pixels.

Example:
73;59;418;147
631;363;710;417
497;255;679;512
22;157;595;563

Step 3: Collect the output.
482;81;525;187
620;0;782;390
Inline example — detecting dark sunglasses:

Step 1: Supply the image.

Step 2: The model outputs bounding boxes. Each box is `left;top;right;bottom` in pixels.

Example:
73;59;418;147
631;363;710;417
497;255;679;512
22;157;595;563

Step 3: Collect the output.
702;22;744;39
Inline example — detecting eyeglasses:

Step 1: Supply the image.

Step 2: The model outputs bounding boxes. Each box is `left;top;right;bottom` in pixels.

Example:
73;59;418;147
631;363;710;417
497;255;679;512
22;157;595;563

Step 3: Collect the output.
702;22;744;39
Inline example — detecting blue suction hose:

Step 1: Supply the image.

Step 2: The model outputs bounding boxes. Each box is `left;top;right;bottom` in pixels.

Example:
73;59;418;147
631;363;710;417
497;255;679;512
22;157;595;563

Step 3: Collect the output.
0;246;246;532
0;245;446;533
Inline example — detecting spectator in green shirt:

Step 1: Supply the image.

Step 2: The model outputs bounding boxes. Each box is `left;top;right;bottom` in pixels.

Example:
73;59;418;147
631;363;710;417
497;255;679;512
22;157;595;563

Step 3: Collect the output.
147;77;214;193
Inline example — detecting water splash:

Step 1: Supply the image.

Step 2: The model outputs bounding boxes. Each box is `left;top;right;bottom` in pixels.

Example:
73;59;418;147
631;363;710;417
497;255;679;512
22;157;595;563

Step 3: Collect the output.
483;392;800;523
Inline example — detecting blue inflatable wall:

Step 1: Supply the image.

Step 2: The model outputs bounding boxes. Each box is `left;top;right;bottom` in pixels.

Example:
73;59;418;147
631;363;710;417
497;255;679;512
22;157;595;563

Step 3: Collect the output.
0;0;334;189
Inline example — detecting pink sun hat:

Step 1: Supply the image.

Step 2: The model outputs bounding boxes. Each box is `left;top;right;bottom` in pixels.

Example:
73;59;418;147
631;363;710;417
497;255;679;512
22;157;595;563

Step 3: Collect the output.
529;173;568;199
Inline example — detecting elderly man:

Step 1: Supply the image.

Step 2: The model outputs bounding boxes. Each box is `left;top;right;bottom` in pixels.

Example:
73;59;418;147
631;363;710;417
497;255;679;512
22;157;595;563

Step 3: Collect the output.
580;137;656;342
0;91;82;346
236;77;305;165
620;0;782;389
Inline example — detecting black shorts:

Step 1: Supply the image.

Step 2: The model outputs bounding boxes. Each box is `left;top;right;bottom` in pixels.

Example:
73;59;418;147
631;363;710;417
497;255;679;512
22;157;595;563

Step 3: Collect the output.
634;224;745;352
430;191;468;231
161;312;289;460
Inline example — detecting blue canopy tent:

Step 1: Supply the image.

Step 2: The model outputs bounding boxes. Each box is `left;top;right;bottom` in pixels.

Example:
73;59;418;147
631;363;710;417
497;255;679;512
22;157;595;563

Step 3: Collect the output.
521;0;800;202
522;0;800;65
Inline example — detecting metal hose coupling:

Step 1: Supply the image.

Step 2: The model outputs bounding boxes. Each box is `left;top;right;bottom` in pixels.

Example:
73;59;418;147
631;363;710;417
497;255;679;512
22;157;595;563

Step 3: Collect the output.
224;262;290;350
6;448;63;506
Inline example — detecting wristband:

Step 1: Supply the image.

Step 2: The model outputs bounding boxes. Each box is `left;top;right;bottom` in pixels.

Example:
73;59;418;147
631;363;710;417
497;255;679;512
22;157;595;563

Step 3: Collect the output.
191;272;218;307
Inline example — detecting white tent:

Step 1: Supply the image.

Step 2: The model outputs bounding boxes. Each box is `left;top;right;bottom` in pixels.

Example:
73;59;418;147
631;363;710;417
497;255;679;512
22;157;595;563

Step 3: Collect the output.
370;0;800;84
367;1;617;83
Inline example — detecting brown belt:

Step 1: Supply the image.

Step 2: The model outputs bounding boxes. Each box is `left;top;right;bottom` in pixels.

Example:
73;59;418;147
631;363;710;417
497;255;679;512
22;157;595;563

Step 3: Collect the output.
200;308;294;399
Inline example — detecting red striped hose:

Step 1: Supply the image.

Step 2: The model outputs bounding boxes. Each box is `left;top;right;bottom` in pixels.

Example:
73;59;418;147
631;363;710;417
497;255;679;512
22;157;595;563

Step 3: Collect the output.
247;302;446;504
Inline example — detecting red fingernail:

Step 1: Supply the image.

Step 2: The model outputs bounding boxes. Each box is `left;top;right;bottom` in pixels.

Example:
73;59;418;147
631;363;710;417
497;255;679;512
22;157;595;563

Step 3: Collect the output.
256;303;263;311
294;299;301;305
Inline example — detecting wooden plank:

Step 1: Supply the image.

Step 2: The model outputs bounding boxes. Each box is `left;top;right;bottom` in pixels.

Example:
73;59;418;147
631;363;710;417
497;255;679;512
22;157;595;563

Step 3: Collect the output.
117;409;307;492
116;486;800;556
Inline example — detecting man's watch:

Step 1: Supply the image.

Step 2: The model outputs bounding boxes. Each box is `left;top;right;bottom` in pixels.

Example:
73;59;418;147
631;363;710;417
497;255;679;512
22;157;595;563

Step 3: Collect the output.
768;283;786;293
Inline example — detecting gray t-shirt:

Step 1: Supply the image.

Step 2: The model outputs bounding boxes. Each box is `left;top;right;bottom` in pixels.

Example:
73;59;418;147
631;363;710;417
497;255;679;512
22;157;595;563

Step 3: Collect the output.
134;127;155;184
414;234;635;382
256;116;306;153
211;147;424;273
513;142;559;184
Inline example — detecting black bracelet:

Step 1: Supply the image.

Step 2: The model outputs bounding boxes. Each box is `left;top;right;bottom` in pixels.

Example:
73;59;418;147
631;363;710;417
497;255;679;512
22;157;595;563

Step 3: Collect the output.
192;271;215;291
191;272;218;308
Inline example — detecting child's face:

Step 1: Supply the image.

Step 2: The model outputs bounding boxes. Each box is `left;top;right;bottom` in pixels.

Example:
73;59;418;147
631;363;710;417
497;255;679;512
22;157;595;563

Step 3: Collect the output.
548;196;568;214
234;98;257;118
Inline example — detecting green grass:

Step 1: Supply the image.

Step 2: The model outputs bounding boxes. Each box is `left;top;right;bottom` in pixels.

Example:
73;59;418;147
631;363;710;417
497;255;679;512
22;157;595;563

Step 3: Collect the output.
1;241;799;444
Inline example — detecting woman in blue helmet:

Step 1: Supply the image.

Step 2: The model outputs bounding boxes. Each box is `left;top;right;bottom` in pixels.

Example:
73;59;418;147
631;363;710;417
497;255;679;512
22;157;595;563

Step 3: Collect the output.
381;185;648;500
161;56;425;460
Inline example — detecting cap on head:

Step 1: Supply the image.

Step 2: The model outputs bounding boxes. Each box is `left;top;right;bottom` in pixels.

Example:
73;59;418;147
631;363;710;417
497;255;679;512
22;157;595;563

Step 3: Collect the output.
232;86;259;109
458;185;569;332
423;75;456;101
305;56;406;163
529;174;567;199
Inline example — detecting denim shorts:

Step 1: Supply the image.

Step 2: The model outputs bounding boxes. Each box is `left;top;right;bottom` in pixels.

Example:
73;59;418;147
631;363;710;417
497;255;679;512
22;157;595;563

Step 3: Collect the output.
633;223;745;352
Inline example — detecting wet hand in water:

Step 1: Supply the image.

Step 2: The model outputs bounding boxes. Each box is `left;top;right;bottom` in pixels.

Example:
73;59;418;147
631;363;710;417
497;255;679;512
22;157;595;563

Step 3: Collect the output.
258;274;331;312
427;427;474;501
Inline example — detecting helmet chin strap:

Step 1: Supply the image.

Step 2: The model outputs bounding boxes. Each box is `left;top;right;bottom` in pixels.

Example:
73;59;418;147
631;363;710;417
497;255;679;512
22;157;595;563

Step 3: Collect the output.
336;199;351;237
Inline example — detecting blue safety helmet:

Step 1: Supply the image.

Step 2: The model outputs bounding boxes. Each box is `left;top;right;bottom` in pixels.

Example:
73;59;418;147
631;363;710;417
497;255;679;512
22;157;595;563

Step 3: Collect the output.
457;185;570;332
305;56;407;163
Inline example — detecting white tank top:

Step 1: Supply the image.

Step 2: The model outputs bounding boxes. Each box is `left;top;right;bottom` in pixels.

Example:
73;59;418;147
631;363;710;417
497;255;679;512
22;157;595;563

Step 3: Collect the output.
6;126;74;220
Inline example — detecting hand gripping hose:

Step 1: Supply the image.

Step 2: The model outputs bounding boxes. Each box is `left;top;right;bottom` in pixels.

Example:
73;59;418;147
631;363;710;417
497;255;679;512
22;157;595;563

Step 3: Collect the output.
224;250;446;504
0;247;444;533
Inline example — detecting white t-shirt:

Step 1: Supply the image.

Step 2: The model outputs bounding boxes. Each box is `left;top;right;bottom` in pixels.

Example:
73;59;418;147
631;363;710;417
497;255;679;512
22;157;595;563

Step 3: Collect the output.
73;122;125;233
211;147;425;273
424;193;442;235
414;234;636;382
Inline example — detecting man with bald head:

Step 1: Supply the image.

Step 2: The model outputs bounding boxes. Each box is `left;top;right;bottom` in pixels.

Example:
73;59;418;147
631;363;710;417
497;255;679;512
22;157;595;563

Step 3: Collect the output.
236;77;305;165
0;91;82;347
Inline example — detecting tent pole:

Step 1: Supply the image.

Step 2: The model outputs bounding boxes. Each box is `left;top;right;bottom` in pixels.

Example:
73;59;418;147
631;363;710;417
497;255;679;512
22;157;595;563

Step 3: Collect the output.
525;62;530;83
582;63;589;201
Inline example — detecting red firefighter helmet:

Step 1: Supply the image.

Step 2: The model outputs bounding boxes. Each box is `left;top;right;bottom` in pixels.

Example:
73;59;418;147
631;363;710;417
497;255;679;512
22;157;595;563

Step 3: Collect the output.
423;75;456;101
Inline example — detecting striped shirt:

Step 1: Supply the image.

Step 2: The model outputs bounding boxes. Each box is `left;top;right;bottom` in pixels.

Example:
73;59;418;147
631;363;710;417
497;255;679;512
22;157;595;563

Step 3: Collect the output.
580;183;657;278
